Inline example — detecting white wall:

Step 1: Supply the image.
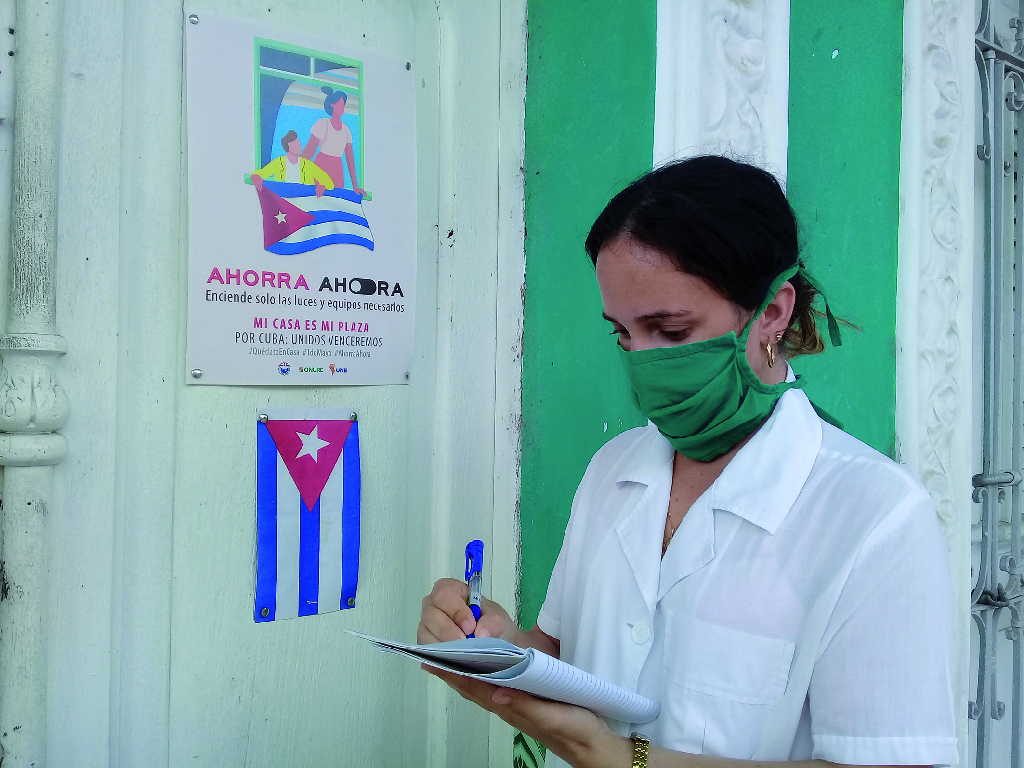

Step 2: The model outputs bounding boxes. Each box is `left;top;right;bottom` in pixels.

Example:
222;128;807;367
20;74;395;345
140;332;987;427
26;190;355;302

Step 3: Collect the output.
36;1;524;766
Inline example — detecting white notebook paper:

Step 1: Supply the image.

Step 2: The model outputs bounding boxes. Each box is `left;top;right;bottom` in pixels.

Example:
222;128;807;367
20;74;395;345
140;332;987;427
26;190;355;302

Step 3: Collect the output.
348;630;660;724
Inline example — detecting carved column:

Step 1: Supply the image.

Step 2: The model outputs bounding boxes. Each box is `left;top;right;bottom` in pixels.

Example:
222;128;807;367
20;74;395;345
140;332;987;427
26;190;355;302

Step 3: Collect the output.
653;0;790;178
896;2;974;766
0;1;69;766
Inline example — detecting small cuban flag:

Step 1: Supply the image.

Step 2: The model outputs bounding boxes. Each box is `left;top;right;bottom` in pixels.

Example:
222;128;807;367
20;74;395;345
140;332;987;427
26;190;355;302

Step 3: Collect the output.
254;410;361;622
256;180;374;255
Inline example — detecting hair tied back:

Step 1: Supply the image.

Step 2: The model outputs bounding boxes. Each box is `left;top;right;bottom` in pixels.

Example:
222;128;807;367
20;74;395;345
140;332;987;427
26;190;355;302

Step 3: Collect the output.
798;268;843;347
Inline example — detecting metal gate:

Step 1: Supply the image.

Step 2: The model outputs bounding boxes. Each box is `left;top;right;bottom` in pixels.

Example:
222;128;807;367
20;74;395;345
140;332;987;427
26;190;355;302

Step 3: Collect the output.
973;3;1024;767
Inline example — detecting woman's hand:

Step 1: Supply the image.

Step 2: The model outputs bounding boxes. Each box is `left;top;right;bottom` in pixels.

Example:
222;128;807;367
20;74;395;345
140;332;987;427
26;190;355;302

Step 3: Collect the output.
423;668;630;768
418;578;515;642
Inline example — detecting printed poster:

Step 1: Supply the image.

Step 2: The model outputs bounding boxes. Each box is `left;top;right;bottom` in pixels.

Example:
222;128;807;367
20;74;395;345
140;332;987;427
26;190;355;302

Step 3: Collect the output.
184;12;416;385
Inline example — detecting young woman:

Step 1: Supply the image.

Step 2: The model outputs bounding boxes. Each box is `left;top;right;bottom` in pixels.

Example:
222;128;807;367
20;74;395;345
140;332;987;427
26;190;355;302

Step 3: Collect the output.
418;157;956;768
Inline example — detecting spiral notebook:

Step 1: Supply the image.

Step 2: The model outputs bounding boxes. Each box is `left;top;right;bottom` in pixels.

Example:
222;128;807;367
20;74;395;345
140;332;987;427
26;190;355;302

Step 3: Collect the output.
347;630;660;724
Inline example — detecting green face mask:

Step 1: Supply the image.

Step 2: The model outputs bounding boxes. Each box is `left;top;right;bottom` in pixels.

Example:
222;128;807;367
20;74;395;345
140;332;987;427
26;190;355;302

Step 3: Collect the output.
621;265;801;462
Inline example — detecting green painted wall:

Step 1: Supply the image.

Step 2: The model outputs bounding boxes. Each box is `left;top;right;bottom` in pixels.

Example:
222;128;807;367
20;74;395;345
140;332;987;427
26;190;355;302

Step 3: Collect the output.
518;0;656;626
787;1;904;456
518;2;905;629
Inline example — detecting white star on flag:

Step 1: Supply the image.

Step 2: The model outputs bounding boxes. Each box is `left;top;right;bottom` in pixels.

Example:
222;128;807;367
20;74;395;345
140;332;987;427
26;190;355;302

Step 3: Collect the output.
295;425;330;462
275;211;287;224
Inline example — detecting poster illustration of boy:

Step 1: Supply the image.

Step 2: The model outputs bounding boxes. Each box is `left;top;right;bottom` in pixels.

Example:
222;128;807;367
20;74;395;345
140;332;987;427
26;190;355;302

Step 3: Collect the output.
252;130;333;197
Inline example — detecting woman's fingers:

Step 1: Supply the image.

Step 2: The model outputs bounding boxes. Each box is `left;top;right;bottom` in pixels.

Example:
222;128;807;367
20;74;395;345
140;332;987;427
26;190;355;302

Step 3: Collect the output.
417;603;465;643
419;577;516;642
416;623;441;644
474;606;510;639
424;667;500;710
426;578;479;636
423;666;553;737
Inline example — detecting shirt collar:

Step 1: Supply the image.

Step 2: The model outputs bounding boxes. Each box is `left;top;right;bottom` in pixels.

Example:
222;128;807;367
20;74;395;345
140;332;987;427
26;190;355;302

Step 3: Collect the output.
614;365;822;534
706;386;821;533
613;423;675;487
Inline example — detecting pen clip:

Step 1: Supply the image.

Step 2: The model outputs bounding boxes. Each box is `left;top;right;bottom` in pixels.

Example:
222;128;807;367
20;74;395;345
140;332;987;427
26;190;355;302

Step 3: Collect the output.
464;539;484;582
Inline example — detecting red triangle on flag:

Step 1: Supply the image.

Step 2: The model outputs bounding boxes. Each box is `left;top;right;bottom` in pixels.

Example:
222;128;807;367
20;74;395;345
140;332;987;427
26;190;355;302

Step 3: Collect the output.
256;183;315;248
264;420;354;509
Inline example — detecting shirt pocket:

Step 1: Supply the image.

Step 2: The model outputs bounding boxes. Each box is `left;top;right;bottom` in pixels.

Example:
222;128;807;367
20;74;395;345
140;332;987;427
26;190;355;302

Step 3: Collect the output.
669;618;796;705
662;618;797;759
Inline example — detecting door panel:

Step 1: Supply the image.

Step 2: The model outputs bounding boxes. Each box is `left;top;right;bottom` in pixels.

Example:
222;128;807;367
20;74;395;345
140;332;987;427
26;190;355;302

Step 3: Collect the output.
47;1;522;765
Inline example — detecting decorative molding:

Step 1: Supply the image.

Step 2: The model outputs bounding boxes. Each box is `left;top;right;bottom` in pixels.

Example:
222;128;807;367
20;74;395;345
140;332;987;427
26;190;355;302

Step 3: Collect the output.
0;353;69;437
654;0;790;180
0;1;68;766
898;0;971;526
896;2;974;766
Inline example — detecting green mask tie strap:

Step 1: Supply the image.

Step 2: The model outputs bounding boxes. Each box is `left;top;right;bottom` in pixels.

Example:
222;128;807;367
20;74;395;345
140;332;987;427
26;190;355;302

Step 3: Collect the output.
790;373;844;430
740;265;800;342
799;268;843;348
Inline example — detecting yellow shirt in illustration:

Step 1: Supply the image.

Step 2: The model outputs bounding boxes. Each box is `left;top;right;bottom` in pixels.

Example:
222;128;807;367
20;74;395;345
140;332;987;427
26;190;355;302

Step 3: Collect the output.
253;156;335;188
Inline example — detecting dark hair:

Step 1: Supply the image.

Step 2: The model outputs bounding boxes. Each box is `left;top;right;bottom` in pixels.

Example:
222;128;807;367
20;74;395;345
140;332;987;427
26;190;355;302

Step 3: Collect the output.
585;156;825;356
321;86;349;115
280;129;298;152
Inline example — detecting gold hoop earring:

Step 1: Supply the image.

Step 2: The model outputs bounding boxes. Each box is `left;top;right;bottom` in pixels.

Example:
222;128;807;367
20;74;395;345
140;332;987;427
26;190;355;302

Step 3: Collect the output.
766;342;776;368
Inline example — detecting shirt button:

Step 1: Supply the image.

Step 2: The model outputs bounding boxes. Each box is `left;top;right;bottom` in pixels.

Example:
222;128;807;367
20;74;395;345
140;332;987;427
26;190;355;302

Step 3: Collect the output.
630;621;651;644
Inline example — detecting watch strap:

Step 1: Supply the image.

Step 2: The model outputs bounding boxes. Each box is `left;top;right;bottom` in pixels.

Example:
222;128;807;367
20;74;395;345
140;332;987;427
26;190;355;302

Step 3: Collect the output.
630;732;651;768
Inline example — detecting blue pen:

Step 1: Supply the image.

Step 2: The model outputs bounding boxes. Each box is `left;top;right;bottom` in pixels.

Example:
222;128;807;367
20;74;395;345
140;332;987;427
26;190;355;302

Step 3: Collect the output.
464;539;484;639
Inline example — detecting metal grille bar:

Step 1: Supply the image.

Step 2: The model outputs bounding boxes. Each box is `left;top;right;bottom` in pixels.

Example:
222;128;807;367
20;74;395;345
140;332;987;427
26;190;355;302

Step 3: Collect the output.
975;4;1024;768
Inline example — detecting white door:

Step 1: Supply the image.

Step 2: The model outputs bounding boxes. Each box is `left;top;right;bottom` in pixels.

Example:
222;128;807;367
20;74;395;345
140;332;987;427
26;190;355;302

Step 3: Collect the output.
45;1;524;766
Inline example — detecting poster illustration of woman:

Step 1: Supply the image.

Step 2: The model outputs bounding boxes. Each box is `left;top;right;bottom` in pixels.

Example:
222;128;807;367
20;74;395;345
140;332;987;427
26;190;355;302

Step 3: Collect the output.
305;87;365;196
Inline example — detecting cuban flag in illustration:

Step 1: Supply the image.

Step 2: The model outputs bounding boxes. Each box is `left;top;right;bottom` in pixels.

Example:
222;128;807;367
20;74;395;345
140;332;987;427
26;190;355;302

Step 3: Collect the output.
254;412;361;622
257;181;374;255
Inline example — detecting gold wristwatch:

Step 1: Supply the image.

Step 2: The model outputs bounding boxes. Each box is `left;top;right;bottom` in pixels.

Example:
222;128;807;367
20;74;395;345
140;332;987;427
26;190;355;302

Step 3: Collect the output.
630;731;651;768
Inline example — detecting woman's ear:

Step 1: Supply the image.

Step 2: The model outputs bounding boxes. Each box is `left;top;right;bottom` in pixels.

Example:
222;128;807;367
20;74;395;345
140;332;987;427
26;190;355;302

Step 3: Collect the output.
759;281;797;341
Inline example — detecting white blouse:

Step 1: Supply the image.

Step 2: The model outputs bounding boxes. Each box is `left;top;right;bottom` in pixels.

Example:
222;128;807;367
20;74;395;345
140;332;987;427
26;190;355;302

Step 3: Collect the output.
537;386;956;768
310;117;353;157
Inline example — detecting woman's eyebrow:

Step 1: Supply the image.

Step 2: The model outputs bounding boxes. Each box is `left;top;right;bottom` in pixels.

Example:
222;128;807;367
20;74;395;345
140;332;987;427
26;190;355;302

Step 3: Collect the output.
602;310;692;323
638;310;692;321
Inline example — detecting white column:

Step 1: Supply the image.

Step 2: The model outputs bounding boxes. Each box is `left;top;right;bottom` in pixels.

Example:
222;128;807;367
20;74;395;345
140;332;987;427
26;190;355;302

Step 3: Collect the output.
896;3;975;767
654;0;790;181
489;0;527;765
0;1;69;766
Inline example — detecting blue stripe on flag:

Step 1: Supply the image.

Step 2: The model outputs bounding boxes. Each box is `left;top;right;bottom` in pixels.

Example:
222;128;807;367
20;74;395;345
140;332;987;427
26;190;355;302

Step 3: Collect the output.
308;209;370;228
254;422;278;623
264;180;365;203
298;498;321;616
267;233;375;255
341;423;361;610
